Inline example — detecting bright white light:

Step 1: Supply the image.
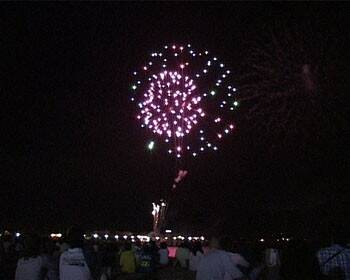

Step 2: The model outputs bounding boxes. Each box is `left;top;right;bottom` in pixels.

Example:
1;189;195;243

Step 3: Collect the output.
148;141;155;150
93;233;98;239
115;235;119;239
200;236;205;240
104;234;109;239
210;90;216;96
220;63;224;68
15;232;21;237
260;238;265;242
192;152;197;157
123;235;128;239
165;229;172;233
233;101;239;106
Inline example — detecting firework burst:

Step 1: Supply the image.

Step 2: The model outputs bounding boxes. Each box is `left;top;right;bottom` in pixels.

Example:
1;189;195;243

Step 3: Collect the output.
131;44;239;158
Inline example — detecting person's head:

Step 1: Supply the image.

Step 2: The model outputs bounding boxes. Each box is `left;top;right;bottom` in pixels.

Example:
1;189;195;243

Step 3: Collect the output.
160;242;167;249
142;243;151;253
22;233;41;259
191;241;203;256
332;226;349;247
66;226;84;249
124;242;132;251
149;240;157;250
209;237;221;250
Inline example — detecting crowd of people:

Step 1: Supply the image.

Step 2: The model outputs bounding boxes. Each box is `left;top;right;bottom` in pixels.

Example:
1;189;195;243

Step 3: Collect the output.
1;227;349;280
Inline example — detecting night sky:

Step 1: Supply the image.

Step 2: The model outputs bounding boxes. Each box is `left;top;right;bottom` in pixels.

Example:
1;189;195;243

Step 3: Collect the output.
1;3;348;236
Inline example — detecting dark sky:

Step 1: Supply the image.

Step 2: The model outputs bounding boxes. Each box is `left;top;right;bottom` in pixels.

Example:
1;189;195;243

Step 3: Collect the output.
1;3;348;235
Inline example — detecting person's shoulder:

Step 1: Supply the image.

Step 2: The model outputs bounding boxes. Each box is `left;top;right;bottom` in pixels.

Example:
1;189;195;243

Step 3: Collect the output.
317;245;340;256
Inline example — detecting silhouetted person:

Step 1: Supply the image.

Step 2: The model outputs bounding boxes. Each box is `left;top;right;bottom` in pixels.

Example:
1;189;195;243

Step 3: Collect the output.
15;233;47;280
59;226;95;280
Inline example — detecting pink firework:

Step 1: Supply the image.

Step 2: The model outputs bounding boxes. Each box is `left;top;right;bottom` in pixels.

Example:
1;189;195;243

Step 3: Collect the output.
131;44;238;158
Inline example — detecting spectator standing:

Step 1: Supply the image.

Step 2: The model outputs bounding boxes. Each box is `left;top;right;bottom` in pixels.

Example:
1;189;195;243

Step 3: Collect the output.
196;236;242;280
159;242;169;266
15;234;47;280
189;241;204;272
119;243;136;273
264;244;281;280
317;229;350;280
59;226;94;280
175;242;190;268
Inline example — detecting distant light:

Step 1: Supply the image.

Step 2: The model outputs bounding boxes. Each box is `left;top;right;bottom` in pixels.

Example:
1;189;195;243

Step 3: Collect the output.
123;235;128;239
165;229;172;233
233;101;239;106
143;66;148;70
192;152;197;157
104;234;109;239
260;238;265;242
200;236;205;241
148;141;155;150
220;63;224;68
93;233;98;239
132;85;137;90
213;146;218;150
114;235;119;239
210;90;216;96
173;237;177;240
15;232;21;237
